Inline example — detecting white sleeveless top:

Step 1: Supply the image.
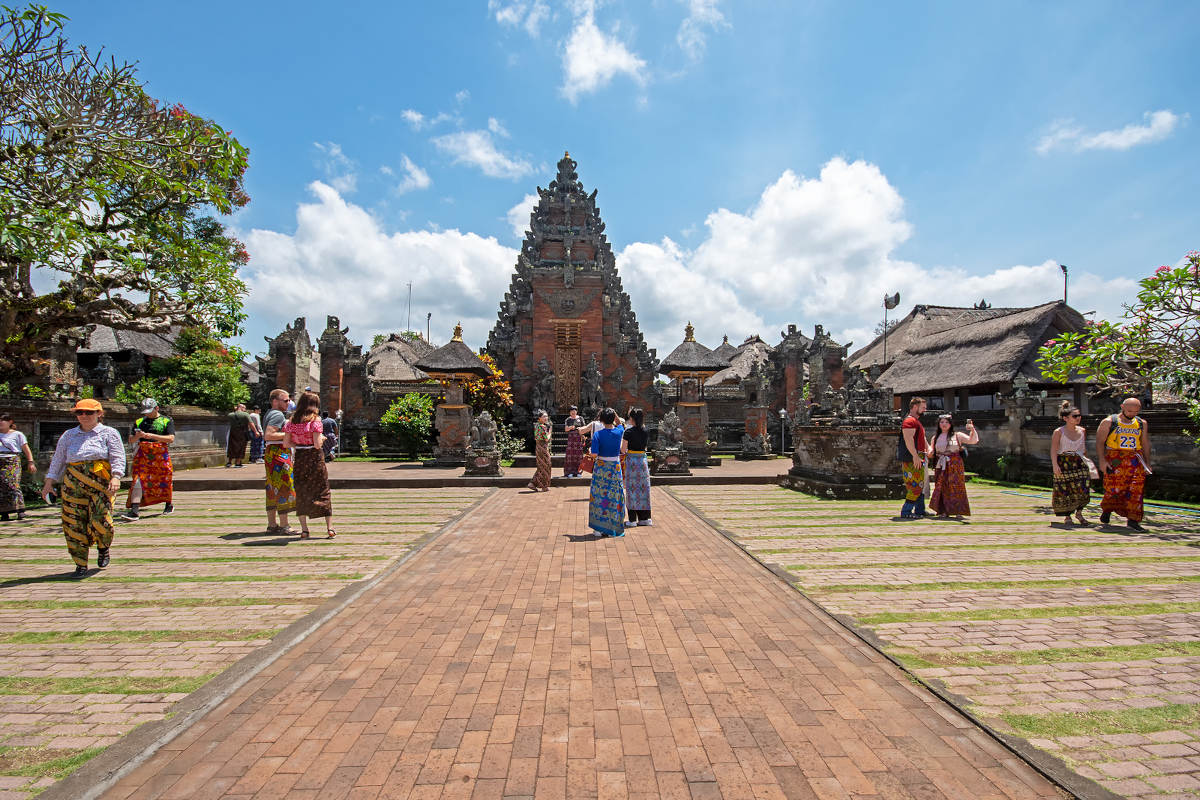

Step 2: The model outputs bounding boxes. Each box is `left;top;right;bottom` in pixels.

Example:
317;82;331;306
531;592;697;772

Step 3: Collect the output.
1057;427;1086;454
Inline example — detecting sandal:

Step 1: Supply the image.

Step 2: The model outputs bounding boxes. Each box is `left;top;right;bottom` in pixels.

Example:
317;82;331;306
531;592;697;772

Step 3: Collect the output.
300;531;311;540
327;530;336;539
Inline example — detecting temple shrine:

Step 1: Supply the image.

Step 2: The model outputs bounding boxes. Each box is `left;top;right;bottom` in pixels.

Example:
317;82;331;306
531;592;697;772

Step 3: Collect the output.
487;152;658;426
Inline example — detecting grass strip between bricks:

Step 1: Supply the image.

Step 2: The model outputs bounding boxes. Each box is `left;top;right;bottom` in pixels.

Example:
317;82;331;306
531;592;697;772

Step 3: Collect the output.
806;574;1200;593
0;629;279;644
856;600;1200;626
0;745;107;781
0;673;216;695
892;640;1200;669
785;555;1200;570
0;573;363;587
0;555;390;565
0;597;321;610
1002;703;1200;739
755;540;1199;554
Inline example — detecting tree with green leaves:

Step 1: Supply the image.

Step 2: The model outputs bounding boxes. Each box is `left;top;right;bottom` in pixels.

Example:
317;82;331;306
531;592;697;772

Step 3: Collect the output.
1038;251;1200;440
379;392;435;459
114;328;249;411
1;5;251;384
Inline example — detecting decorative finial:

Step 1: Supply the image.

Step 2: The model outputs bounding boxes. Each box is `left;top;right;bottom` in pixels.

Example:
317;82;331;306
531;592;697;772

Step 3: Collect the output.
564;150;570;158
452;322;463;342
722;334;729;344
684;322;695;342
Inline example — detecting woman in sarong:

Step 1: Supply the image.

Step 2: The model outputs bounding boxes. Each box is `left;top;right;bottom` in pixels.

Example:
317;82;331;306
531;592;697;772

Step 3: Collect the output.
1051;402;1091;526
528;410;552;491
0;414;35;521
621;408;652;527
40;399;126;576
928;414;978;518
588;408;626;538
283;391;335;539
563;406;584;477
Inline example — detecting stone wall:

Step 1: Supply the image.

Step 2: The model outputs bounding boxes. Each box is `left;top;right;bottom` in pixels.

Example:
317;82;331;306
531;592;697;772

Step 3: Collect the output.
3;399;230;472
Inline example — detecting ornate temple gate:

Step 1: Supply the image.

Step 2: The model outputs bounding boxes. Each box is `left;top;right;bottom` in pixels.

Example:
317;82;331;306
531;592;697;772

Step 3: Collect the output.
553;319;583;411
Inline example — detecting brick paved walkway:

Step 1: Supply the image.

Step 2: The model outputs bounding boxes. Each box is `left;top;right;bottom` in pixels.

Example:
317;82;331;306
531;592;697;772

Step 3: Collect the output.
100;487;1062;800
674;484;1200;800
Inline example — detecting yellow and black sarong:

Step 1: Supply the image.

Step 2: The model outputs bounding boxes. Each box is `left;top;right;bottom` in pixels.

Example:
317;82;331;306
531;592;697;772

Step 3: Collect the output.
61;460;115;568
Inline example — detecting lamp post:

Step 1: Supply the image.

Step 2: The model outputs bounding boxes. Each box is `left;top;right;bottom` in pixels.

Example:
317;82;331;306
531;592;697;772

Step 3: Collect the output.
778;408;787;454
1059;263;1069;305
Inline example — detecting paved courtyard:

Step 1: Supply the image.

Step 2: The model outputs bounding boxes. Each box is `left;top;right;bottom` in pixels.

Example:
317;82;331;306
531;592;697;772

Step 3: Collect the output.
0;488;491;799
671;484;1200;800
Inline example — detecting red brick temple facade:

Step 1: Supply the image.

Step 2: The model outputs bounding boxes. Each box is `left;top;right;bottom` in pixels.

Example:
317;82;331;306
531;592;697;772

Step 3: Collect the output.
487;153;659;424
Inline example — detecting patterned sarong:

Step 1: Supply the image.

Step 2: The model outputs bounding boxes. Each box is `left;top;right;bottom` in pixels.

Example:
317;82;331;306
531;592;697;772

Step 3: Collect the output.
264;444;295;514
929;452;970;516
1052;452;1090;515
564;429;583;476
0;457;23;515
126;442;172;508
900;460;924;502
1101;449;1145;523
293;448;332;519
60;460;114;567
624;452;651;512
249;435;265;462
588;459;626;537
533;443;552;489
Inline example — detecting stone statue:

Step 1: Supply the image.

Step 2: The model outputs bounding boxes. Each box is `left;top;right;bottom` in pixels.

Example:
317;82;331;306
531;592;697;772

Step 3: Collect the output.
658;409;683;448
470;411;497;451
530;358;555;413
580;353;603;412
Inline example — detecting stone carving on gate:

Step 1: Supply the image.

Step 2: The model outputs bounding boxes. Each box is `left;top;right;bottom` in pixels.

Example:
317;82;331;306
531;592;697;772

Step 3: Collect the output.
530;358;556;413
580;353;603;413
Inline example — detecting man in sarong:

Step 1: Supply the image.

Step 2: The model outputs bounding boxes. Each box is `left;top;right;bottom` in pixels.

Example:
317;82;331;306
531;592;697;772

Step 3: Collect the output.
226;402;250;468
1096;397;1152;532
898;397;928;519
262;389;296;534
122;398;175;521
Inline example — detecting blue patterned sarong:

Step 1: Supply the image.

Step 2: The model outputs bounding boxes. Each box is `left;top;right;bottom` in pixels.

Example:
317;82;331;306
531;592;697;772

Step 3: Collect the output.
588;459;626;537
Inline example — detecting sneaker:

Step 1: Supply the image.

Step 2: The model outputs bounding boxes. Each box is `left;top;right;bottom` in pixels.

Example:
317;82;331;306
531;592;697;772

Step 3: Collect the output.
73;565;88;578
225;462;232;468
15;512;24;520
163;503;174;515
638;519;653;526
625;521;638;528
1127;521;1146;532
1100;511;1112;525
97;549;110;568
612;530;625;538
234;463;245;468
121;509;139;522
0;513;8;522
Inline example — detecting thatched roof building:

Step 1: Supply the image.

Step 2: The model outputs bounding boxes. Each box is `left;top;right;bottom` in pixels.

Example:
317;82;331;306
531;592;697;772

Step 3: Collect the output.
711;335;739;364
415;325;494;379
848;301;1092;410
660;323;727;376
709;336;774;386
367;335;433;384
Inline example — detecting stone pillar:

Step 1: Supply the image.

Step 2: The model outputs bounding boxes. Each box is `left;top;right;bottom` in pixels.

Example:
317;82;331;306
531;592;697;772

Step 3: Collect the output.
958;388;970;411
943;388;955;412
429;381;472;467
275;341;296;397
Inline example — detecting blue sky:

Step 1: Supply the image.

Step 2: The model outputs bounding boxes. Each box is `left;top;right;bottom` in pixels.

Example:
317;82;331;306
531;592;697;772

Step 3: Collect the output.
55;0;1198;359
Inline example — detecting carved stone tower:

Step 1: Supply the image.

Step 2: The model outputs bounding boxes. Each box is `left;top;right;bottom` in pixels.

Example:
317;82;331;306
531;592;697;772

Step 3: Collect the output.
487;152;658;421
318;315;367;420
257;317;318;402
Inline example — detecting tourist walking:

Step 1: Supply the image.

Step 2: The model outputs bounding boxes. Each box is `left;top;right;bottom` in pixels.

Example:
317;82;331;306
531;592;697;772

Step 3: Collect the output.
262;389;296;535
588;407;626;538
927;414;978;518
283;390;335;539
1050;402;1093;526
321;411;339;462
226;402;251;468
1096;397;1151;532
621;408;652;527
0;413;35;522
248;406;265;463
528;409;552;491
563;406;584;477
898;397;928;518
122;398;175;521
40;399;125;576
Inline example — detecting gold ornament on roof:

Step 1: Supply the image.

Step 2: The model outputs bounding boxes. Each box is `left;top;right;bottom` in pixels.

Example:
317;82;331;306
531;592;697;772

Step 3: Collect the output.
684;322;695;342
452;323;463;342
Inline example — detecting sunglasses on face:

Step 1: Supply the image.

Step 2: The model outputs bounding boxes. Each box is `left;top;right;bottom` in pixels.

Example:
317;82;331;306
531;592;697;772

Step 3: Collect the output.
1068;413;1081;418
73;410;97;416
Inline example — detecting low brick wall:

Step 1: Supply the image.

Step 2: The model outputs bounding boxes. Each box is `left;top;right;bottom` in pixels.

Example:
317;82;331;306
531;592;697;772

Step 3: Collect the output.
2;398;230;476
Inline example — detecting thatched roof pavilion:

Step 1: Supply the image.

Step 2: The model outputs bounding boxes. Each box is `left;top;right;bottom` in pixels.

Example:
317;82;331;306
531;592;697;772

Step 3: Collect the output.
415;324;494;380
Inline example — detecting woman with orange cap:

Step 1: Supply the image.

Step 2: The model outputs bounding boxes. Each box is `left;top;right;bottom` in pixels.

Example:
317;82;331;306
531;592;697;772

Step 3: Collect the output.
41;399;126;577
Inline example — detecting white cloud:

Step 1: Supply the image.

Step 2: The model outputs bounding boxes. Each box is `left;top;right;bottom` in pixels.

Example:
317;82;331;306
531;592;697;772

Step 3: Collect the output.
677;0;728;61
312;141;357;194
489;0;550;36
240;182;515;350
379;165;394;176
617;158;1135;350
400;109;425;130
487;117;510;138
1036;110;1186;155
505;192;539;239
561;8;647;103
394;155;432;194
455;89;471;106
432;130;533;179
